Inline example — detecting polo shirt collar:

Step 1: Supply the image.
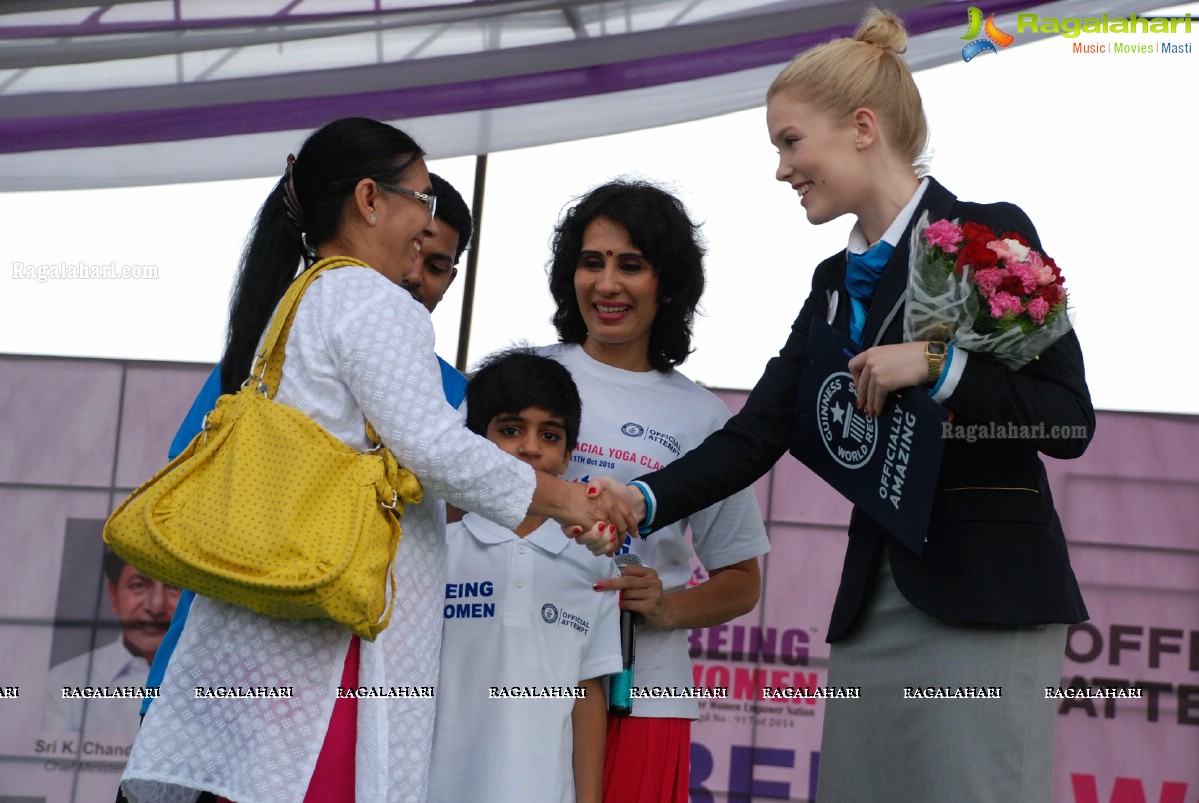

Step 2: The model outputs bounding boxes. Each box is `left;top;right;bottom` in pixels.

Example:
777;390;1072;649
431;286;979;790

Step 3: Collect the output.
461;513;571;555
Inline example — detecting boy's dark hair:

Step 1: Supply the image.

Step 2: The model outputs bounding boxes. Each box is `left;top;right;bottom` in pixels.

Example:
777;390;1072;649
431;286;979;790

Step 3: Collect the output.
465;348;582;451
548;180;706;373
429;173;473;264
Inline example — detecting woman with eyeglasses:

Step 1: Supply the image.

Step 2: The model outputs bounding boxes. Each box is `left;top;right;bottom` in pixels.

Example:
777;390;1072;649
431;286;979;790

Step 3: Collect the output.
119;117;632;803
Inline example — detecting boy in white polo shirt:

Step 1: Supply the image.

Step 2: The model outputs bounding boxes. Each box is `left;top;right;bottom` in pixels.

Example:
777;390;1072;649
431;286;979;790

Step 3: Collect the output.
428;349;621;803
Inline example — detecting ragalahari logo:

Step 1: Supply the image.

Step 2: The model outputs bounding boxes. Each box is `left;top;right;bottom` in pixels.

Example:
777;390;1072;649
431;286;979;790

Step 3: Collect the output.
961;6;1014;61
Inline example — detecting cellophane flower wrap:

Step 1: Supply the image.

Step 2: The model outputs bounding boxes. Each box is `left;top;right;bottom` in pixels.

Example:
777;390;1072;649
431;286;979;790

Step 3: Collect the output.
903;210;1072;370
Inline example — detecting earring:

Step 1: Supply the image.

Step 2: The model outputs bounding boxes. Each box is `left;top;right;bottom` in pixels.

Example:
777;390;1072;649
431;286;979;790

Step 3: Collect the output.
369;212;377;223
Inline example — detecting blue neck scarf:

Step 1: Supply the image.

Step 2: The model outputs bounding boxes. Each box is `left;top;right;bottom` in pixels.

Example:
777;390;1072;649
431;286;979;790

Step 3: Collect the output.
845;240;894;345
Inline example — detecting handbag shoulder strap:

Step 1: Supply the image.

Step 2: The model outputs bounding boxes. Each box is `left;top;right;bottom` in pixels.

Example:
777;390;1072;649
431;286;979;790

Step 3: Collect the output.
253;256;392;452
253;256;371;398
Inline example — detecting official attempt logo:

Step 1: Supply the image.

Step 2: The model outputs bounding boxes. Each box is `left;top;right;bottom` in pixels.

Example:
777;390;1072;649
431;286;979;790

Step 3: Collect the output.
961;6;1014;61
621;422;644;438
816;372;878;469
541;603;559;624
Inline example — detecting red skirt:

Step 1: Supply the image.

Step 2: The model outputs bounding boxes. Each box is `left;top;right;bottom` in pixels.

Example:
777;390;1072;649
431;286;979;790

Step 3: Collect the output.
602;716;690;803
303;635;360;802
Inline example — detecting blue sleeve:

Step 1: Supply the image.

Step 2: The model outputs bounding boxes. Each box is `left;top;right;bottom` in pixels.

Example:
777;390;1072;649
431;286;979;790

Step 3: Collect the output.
437;355;467;409
144;365;221;714
167;365;223;460
140;589;195;715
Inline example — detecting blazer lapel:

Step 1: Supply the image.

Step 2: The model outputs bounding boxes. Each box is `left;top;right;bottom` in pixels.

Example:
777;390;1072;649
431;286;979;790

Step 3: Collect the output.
860;178;958;347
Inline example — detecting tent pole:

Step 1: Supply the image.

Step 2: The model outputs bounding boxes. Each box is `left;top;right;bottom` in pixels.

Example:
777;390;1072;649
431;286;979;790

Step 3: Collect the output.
455;152;488;372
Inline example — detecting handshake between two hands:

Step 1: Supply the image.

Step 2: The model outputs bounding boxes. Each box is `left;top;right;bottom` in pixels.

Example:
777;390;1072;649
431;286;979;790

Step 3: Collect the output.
557;476;646;556
558;476;674;629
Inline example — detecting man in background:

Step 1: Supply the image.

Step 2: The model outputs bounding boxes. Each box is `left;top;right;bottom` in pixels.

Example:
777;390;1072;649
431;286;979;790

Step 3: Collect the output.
43;548;180;734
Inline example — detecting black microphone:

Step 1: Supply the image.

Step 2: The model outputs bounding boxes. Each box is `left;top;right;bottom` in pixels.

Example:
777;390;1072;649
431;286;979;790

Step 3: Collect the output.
609;553;641;717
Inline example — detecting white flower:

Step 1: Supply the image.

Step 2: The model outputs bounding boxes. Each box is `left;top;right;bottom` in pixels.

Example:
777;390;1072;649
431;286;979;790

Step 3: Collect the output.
1002;238;1030;262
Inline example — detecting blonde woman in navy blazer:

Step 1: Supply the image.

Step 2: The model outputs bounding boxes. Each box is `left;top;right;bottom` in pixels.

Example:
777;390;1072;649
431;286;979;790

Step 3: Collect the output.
586;10;1093;803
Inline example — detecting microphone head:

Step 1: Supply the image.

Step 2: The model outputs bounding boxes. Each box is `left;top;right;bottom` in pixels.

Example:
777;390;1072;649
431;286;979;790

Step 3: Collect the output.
614;553;642;569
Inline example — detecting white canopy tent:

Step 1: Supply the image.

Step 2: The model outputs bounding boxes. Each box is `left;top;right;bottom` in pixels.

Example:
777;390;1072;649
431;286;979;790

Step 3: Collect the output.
0;0;1147;191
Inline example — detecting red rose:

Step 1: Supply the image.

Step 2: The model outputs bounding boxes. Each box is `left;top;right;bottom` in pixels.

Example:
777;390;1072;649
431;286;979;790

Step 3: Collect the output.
998;273;1024;295
961;221;997;243
956;239;999;274
1043;254;1063;283
1037;284;1065;305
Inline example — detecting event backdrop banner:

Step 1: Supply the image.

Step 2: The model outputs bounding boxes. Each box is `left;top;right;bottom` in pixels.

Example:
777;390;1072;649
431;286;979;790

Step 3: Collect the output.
0;354;1195;803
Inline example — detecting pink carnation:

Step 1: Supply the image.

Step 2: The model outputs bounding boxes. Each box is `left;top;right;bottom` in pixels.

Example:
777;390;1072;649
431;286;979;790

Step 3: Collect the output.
924;219;964;253
1026;296;1050;325
1009;262;1038;293
973;268;1005;299
1027;253;1055;286
988;292;1024;319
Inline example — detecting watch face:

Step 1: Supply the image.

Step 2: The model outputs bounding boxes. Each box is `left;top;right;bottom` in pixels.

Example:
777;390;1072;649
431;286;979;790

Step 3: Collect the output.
927;342;947;356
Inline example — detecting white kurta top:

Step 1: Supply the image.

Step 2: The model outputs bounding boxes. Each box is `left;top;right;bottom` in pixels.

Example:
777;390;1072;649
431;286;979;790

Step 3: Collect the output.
121;267;536;803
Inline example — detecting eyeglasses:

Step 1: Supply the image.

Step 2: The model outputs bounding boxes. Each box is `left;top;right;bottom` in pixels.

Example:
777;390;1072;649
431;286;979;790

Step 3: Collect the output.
376;181;437;221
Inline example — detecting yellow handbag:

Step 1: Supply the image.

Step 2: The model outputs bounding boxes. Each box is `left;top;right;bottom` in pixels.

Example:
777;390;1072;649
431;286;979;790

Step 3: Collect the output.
104;257;422;641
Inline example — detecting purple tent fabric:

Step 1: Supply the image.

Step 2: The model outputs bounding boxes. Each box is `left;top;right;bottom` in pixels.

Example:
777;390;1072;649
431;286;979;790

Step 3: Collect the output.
0;0;1136;189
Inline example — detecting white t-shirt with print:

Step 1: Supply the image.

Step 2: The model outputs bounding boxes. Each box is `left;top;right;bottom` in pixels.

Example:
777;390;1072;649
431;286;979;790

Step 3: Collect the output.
537;343;770;719
428;515;621;803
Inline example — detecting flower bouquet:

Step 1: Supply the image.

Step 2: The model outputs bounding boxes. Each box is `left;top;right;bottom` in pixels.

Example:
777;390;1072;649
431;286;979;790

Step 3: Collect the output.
903;210;1071;370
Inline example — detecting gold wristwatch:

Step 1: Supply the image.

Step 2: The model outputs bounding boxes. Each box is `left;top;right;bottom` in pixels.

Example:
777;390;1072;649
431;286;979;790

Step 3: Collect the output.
925;341;947;384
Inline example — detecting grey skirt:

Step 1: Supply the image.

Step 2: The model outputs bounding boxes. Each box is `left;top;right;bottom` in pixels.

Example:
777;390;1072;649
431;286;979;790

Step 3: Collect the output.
816;552;1066;803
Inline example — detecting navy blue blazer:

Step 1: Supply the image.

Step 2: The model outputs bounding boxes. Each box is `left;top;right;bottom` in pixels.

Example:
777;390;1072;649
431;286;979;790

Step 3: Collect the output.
638;178;1092;641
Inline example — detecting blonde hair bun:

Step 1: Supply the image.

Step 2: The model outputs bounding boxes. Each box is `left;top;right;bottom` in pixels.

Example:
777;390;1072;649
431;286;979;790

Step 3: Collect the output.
854;8;909;56
766;6;927;168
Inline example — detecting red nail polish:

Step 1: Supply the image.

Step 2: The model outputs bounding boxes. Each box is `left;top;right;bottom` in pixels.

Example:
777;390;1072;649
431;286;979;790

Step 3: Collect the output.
587;486;598;497
608;524;616;534
593;582;604;590
571;526;583;536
